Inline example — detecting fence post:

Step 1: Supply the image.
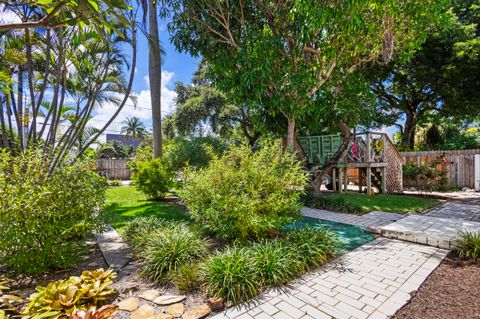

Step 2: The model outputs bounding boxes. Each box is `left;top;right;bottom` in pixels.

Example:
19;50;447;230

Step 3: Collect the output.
475;154;480;191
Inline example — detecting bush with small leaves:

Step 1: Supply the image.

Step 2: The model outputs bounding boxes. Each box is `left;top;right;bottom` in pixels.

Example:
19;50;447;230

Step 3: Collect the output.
141;223;210;282
456;230;480;262
131;159;173;200
202;247;259;304
0;149;107;274
179;143;308;241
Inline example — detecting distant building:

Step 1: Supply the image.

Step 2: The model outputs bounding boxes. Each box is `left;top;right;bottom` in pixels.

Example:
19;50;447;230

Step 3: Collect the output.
106;133;148;148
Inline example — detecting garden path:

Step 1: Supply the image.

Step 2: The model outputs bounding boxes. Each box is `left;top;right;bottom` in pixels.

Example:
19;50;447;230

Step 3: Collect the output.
301;208;403;230
212;238;448;319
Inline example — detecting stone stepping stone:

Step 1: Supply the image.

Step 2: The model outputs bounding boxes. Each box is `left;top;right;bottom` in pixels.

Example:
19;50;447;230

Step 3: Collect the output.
166;303;184;317
152;295;186;306
155;314;173;319
117;297;140;312
94;225;132;269
182;305;210;319
138;289;162;301
131;304;155;319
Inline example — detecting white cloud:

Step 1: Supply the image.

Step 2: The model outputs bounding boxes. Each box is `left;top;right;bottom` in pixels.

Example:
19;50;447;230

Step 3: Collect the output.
89;70;177;142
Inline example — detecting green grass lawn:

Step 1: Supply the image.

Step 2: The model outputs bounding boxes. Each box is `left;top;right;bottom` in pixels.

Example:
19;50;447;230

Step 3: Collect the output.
326;193;441;214
102;186;190;232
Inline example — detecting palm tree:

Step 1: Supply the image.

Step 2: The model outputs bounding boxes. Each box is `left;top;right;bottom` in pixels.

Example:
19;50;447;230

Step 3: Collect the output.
121;116;148;140
139;0;170;158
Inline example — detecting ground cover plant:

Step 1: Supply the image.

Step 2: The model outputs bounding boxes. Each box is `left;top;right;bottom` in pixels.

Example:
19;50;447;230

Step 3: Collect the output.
178;143;309;241
302;192;440;215
101;186;189;233
455;231;480;262
124;216;340;304
0;149;107;275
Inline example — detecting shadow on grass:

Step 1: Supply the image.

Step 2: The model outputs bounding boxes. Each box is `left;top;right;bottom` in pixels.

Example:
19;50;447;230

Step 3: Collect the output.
101;201;191;232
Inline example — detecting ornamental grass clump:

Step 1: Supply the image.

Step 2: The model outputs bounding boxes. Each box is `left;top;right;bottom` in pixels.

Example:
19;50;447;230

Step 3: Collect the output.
202;247;259;304
286;226;340;269
123;217;174;254
141;223;210;282
178;143;308;242
250;240;304;286
456;230;480;262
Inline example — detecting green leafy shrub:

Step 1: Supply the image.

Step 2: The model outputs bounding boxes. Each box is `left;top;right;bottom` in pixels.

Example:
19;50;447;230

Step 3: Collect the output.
251;240;303;286
131;159;173;200
0;149;107;274
23;269;116;319
164;136;227;172
141;223;210;282
403;159;454;192
456;231;480;262
301;192;363;215
286;227;340;269
202;247;259;304
178;143;308;241
170;262;204;292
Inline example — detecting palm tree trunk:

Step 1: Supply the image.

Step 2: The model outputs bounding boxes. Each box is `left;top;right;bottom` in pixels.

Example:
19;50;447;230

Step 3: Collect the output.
148;0;162;158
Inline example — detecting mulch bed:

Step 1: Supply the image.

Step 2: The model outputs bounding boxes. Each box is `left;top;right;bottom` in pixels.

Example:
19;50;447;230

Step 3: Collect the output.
393;252;480;319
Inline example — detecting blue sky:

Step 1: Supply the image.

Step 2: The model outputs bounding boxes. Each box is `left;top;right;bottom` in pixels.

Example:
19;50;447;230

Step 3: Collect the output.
91;16;200;137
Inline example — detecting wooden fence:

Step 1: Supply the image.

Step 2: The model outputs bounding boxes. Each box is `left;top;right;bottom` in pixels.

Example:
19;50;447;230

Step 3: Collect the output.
96;159;131;180
401;149;480;190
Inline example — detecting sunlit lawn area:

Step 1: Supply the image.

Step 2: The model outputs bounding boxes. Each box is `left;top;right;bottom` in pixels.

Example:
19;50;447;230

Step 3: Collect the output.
328;193;441;214
101;186;190;233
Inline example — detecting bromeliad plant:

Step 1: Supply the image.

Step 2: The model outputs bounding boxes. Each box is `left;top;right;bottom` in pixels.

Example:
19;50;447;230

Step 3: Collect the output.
23;269;117;319
0;277;24;319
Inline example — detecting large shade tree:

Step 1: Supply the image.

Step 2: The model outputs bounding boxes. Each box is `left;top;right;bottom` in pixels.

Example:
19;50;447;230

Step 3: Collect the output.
367;0;480;149
164;63;260;146
169;0;449;187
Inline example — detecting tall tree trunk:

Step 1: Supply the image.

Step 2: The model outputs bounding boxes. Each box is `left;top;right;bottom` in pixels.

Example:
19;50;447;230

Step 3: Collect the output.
402;110;416;149
0;98;8;148
311;120;352;191
17;70;24;150
148;0;162;158
286;117;295;149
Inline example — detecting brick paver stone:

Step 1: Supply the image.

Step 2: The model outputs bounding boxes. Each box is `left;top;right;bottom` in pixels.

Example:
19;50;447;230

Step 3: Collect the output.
212;238;447;319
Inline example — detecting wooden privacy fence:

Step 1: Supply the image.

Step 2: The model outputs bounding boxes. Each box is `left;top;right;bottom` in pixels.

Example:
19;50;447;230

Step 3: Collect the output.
96;159;131;180
401;149;480;190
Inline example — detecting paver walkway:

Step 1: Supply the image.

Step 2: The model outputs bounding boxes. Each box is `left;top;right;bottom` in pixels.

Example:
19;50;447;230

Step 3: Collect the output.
213;238;448;319
379;214;480;249
94;225;132;269
301;208;404;230
425;202;480;222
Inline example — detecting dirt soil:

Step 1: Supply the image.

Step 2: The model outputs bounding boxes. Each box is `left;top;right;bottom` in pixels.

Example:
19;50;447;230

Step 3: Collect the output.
393;252;480;319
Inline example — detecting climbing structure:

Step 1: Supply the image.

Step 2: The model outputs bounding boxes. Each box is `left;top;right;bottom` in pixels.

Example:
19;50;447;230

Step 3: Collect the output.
298;132;403;194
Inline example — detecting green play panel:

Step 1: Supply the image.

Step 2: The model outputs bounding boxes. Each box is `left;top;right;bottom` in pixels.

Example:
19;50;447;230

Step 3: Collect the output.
284;216;374;251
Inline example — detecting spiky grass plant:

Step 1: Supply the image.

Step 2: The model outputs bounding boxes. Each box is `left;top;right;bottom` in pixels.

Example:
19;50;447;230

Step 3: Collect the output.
141;223;210;282
202;247;259;304
287;226;340;269
456;230;480;262
251;240;303;286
